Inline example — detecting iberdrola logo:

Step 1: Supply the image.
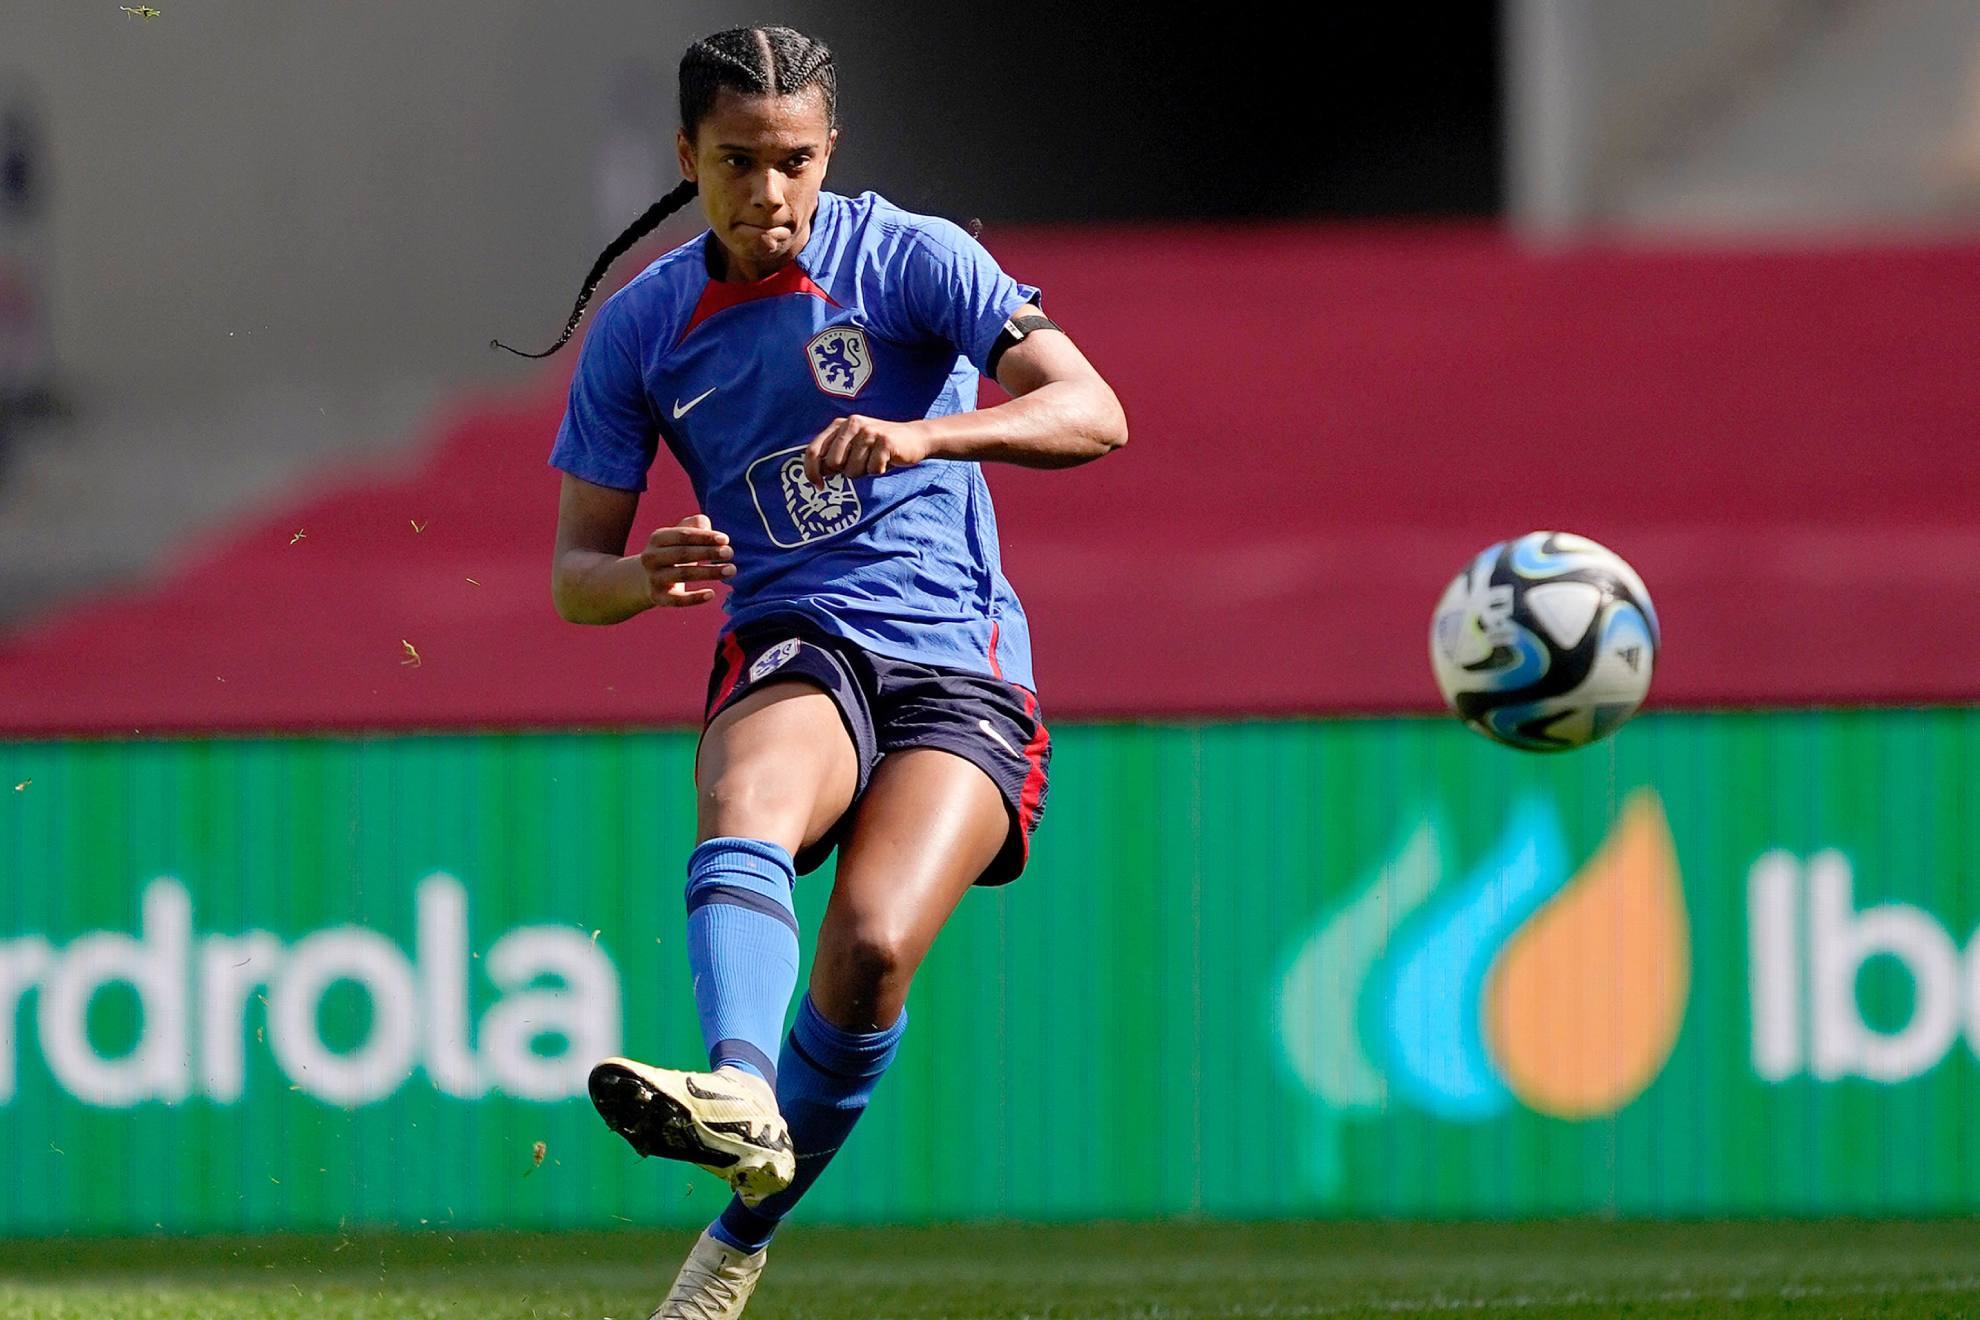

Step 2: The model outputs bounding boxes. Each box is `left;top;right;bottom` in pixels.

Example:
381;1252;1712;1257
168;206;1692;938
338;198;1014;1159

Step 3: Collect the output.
1278;791;1686;1174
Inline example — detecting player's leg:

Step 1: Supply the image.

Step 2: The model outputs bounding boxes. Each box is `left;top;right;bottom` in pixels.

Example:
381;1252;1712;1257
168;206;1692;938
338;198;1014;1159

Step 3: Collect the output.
687;679;860;1082
696;678;861;854
590;680;859;1204
805;747;1008;1028
710;747;1008;1253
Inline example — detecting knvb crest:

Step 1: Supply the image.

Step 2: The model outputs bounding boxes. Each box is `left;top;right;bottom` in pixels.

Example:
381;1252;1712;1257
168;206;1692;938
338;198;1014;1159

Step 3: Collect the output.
749;639;802;683
806;326;872;398
745;446;863;547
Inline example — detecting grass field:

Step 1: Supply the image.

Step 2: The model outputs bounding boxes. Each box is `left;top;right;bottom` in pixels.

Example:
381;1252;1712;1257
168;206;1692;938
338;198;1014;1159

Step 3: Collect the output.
3;1219;1980;1318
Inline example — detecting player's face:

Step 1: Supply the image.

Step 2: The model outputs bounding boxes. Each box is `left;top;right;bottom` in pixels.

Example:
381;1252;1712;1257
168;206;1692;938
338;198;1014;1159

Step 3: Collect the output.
679;87;836;280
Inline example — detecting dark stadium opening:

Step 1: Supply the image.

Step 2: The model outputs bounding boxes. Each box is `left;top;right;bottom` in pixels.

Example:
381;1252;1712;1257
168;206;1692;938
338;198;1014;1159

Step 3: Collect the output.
820;6;1504;223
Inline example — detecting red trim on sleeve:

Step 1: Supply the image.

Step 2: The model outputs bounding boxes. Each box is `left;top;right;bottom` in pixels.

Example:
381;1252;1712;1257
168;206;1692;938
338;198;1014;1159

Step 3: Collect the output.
678;263;838;345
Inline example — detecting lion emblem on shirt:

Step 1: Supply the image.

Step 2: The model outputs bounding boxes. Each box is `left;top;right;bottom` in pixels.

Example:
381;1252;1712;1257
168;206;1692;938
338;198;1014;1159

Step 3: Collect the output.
805;326;872;398
744;445;865;547
779;455;861;542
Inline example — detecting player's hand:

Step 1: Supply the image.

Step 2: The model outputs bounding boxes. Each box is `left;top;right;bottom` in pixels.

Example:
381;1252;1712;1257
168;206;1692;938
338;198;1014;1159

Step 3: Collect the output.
637;514;733;608
805;415;931;485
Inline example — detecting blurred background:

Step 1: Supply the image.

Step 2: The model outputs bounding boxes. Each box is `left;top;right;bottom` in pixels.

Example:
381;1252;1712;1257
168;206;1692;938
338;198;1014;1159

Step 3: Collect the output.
4;0;1980;1294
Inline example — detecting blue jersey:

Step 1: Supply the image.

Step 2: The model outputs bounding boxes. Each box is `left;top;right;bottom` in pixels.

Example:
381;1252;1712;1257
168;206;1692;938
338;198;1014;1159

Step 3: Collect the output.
550;189;1041;692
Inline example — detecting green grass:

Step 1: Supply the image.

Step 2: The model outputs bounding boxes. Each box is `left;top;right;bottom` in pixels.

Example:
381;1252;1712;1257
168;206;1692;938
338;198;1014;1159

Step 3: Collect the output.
2;1220;1978;1318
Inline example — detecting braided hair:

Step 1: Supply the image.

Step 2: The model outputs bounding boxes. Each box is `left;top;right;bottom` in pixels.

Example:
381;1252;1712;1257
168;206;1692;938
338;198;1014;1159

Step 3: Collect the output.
493;26;839;359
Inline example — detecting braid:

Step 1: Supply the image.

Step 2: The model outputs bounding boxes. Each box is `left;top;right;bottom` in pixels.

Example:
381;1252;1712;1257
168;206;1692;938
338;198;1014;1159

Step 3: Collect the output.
681;25;837;128
492;25;837;360
772;41;835;98
490;179;698;358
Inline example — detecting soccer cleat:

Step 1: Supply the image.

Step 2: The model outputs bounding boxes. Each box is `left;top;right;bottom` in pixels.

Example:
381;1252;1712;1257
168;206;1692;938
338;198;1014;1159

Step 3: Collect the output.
588;1058;795;1205
649;1230;768;1319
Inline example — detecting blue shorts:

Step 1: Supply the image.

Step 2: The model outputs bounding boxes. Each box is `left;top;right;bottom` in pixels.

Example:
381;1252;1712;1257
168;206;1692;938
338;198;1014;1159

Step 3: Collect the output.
702;614;1051;886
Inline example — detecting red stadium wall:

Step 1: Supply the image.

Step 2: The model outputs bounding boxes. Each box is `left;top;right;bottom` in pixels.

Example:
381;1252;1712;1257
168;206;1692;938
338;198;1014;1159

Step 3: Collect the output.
0;226;1975;734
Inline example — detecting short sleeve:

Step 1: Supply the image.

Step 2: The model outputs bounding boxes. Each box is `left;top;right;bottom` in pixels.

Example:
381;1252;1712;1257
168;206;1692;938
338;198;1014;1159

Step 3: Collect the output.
899;219;1042;376
548;294;658;492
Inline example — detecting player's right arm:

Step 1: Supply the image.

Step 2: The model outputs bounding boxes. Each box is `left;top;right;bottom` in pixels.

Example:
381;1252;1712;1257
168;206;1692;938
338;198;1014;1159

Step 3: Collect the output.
546;285;734;624
552;477;734;624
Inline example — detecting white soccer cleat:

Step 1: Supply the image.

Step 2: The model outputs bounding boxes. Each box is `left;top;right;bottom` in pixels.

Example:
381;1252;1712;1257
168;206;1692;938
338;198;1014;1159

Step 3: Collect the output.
588;1058;795;1206
649;1230;768;1319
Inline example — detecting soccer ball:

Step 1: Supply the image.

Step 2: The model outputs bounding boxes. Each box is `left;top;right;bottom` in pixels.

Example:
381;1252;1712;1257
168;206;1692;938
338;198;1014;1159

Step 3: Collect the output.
1429;532;1659;752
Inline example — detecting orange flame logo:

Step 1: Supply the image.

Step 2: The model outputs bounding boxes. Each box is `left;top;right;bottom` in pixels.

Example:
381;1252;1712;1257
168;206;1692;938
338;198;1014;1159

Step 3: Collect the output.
1484;792;1688;1118
1280;790;1687;1132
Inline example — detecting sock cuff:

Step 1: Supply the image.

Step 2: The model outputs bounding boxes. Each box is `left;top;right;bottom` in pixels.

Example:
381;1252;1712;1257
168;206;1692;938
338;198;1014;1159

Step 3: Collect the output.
711;1202;777;1255
687;837;797;907
710;1037;779;1088
790;993;906;1079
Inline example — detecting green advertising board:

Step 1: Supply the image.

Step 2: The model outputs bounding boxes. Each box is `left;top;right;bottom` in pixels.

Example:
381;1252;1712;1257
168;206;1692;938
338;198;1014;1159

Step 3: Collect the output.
0;710;1975;1234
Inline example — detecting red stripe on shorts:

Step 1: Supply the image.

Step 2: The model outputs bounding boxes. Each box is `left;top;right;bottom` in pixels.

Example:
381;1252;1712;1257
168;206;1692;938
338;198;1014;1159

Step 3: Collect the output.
1015;687;1050;850
706;633;748;722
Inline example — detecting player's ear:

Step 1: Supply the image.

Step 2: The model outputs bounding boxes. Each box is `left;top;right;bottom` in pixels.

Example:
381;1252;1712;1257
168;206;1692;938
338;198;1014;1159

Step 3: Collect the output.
676;128;698;185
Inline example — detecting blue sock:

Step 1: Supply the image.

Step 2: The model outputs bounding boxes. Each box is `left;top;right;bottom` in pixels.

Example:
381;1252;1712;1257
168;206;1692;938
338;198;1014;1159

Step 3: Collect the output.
684;838;800;1085
708;993;906;1253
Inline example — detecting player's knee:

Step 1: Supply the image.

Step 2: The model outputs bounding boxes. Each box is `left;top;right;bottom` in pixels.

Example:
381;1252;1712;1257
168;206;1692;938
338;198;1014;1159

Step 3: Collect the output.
835;919;915;993
697;764;808;840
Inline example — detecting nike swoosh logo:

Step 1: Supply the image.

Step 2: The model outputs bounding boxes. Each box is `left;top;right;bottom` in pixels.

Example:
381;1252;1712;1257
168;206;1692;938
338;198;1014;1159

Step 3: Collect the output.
979;719;1021;758
672;386;717;419
683;1076;744;1103
707;1118;793;1153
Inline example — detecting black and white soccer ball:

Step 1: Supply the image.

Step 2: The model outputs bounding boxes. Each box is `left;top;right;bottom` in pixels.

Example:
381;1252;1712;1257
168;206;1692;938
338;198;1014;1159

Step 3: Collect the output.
1429;532;1659;752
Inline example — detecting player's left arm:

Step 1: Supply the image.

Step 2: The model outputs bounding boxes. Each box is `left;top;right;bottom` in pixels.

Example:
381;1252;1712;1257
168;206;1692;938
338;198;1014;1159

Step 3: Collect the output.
805;305;1127;482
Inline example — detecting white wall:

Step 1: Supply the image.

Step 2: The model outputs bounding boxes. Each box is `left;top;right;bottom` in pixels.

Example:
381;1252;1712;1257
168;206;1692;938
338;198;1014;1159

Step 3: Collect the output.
4;2;800;400
1506;0;1980;233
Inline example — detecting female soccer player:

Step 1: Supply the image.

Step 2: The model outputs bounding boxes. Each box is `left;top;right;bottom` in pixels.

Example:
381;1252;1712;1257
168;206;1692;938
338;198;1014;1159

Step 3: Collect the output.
512;25;1127;1319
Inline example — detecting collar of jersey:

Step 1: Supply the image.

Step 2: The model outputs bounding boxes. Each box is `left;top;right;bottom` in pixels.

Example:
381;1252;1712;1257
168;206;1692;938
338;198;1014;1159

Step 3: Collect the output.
677;193;843;346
